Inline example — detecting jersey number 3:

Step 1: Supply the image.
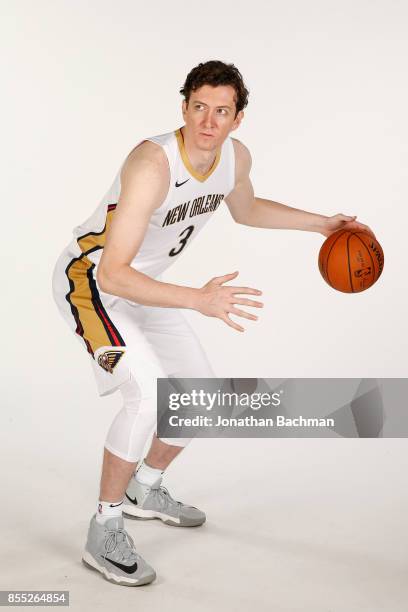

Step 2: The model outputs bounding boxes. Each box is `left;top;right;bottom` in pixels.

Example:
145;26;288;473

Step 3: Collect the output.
169;225;195;257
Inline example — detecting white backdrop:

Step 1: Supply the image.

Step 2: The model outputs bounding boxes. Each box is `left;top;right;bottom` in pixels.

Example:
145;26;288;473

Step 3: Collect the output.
3;0;407;393
2;2;408;608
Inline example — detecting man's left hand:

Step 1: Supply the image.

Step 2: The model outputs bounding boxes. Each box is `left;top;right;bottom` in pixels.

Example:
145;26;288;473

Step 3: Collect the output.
320;214;376;239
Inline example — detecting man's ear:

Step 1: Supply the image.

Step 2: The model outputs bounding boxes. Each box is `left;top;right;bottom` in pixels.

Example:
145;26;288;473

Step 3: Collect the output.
231;110;244;131
182;99;188;118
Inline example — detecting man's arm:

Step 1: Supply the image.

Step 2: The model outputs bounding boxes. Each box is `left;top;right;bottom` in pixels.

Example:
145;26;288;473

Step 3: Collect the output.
97;141;198;308
225;139;374;237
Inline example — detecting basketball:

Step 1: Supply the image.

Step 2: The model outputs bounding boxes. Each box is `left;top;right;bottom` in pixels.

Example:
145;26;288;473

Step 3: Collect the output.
318;229;384;293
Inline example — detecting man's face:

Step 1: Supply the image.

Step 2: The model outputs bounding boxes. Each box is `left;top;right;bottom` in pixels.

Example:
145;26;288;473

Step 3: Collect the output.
182;84;244;151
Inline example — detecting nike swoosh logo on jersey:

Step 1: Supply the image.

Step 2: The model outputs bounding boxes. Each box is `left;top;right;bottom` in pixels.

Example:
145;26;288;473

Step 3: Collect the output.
175;178;190;187
101;556;138;574
125;493;138;505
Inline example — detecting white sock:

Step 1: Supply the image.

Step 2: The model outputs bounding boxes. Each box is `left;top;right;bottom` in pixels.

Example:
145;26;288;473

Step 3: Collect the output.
134;459;164;488
95;498;124;525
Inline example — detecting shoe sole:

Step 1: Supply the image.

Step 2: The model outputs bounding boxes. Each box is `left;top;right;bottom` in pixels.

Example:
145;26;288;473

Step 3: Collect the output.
82;551;156;587
122;506;206;527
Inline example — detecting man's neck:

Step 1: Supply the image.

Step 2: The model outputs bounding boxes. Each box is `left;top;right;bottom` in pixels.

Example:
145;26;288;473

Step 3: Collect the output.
180;126;219;175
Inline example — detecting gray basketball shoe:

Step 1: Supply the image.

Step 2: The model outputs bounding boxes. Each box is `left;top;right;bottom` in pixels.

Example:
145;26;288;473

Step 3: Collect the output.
123;477;206;527
82;514;156;586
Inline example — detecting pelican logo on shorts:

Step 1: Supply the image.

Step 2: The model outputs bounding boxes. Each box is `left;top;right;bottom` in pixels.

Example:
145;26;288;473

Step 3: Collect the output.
97;349;125;374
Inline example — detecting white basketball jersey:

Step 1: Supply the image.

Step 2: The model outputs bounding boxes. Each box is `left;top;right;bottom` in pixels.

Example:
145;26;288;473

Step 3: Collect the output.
62;127;236;279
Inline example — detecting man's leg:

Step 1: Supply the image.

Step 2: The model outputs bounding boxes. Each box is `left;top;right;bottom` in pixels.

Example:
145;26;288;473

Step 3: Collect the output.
99;362;165;507
98;367;204;527
83;365;161;587
99;435;183;502
99;449;136;503
144;433;184;469
122;307;215;526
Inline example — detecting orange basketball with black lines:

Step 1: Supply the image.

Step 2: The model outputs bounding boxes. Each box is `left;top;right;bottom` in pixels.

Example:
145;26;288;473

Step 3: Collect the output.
318;230;384;293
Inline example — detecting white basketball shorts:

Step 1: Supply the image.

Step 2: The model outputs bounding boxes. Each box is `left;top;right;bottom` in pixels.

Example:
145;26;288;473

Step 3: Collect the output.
51;246;215;398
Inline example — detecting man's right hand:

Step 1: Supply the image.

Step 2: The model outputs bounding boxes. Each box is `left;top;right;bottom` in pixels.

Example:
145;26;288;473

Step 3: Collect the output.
193;271;263;332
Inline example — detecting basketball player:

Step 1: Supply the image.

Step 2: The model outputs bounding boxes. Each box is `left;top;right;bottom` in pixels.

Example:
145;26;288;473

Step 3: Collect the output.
52;60;374;586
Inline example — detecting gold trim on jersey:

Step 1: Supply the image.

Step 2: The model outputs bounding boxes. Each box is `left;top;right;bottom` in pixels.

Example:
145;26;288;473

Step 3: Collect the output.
64;203;126;357
175;128;221;182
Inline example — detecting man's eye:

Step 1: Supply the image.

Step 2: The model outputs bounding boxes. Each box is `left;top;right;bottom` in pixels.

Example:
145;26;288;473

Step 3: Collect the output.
193;105;227;114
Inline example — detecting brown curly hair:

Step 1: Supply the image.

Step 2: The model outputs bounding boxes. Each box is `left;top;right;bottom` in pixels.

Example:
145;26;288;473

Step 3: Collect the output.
180;60;249;118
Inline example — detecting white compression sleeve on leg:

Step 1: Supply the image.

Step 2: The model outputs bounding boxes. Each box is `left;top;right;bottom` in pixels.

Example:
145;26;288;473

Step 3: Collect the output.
104;376;158;463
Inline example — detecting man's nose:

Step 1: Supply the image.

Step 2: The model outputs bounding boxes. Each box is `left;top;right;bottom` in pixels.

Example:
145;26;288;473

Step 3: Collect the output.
202;110;216;128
